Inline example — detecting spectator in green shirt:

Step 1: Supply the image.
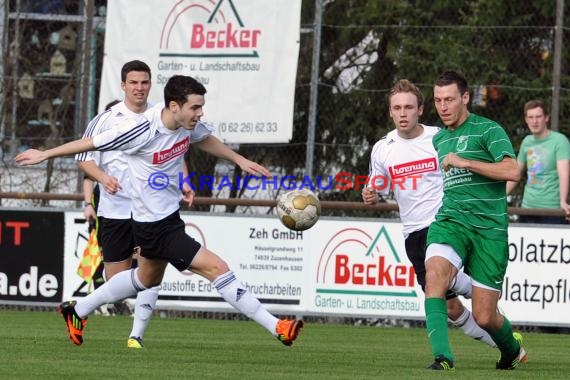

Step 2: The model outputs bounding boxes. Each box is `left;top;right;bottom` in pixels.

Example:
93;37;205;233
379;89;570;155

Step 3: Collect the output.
507;100;570;224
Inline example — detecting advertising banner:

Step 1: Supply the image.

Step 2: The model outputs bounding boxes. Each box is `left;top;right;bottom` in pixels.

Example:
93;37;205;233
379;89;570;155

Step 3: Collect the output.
306;220;423;318
100;0;301;143
503;226;570;325
52;210;570;327
0;210;64;303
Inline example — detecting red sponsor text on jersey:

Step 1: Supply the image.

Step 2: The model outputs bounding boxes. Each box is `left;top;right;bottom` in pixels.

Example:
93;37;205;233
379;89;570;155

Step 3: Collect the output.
190;23;261;49
152;137;190;165
389;157;437;178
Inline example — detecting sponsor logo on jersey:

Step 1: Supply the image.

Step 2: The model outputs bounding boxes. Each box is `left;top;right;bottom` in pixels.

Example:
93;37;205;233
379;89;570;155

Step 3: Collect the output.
389;157;437;178
456;136;469;152
152;137;190;164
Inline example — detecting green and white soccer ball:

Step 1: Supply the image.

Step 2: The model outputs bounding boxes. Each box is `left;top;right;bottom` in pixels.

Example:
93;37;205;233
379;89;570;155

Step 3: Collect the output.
276;189;321;231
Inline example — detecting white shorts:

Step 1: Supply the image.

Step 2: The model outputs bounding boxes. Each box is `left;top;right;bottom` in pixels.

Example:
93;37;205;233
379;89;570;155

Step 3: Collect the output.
425;243;463;269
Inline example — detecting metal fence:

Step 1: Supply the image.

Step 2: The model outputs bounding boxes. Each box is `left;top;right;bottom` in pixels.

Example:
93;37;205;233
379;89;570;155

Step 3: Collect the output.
1;0;569;214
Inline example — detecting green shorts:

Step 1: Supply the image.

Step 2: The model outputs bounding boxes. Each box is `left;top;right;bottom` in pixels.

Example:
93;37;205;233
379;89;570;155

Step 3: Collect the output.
427;220;508;290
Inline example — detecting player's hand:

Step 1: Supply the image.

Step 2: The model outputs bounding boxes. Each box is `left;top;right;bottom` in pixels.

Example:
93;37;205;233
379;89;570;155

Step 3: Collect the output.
84;204;97;221
14;149;48;166
102;175;121;195
362;187;378;205
182;182;195;206
236;157;272;178
442;152;468;171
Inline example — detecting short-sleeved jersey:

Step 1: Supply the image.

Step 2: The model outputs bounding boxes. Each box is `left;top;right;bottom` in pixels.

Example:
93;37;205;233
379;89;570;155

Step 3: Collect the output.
368;125;442;238
75;101;148;219
518;130;570;209
92;103;213;222
432;113;515;239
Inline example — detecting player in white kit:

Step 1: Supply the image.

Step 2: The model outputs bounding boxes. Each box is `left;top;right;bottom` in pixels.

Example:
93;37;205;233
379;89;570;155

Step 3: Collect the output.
362;79;498;349
77;60;159;348
16;75;303;347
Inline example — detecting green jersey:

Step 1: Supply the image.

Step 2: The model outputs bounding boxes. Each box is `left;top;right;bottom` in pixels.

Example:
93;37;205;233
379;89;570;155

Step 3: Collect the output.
518;131;570;209
432;113;515;239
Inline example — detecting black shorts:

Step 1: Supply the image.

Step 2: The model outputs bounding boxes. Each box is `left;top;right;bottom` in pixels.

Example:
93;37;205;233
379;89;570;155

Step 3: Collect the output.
133;210;202;271
405;227;457;300
98;216;136;263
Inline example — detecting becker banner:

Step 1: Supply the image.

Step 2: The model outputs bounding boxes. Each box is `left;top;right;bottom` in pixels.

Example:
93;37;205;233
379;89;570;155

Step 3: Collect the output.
307;220;424;318
101;0;301;143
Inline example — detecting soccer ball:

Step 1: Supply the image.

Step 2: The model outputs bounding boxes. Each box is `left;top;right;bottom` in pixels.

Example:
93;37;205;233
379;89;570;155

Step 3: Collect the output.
276;189;321;231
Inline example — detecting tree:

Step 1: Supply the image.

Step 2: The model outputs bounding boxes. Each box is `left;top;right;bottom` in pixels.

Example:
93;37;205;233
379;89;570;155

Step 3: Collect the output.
291;0;563;214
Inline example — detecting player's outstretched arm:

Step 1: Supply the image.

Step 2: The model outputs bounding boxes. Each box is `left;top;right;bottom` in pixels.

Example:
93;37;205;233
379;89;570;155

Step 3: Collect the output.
15;138;95;166
194;135;271;177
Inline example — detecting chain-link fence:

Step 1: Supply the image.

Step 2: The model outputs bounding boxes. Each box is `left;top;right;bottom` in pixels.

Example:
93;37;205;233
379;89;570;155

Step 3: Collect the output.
1;0;569;216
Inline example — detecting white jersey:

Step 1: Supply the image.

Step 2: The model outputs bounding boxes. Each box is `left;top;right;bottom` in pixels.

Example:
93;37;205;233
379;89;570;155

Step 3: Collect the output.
92;103;213;222
75;101;150;219
368;125;442;238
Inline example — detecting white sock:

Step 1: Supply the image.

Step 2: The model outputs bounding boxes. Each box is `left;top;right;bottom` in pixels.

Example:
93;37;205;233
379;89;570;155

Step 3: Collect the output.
451;271;472;298
129;285;159;339
449;308;497;348
213;271;278;335
75;269;146;318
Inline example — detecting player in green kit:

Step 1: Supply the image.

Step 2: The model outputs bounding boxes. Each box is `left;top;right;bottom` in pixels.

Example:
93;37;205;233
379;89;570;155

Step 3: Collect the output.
424;70;527;371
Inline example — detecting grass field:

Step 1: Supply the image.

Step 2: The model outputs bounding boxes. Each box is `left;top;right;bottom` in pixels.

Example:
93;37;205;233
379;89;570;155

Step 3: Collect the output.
0;310;568;379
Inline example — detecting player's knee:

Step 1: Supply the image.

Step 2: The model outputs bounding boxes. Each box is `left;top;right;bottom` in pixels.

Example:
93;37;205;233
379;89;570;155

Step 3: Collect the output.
190;247;231;280
425;267;447;288
472;310;494;330
212;258;229;276
104;261;132;280
446;298;464;320
426;257;457;285
134;269;162;288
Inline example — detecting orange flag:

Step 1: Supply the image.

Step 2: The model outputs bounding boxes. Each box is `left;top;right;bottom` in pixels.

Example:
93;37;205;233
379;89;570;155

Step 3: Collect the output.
77;223;102;285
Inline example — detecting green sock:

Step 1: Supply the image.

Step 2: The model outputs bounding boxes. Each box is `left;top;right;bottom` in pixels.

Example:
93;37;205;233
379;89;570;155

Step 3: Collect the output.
490;317;519;359
425;297;454;361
